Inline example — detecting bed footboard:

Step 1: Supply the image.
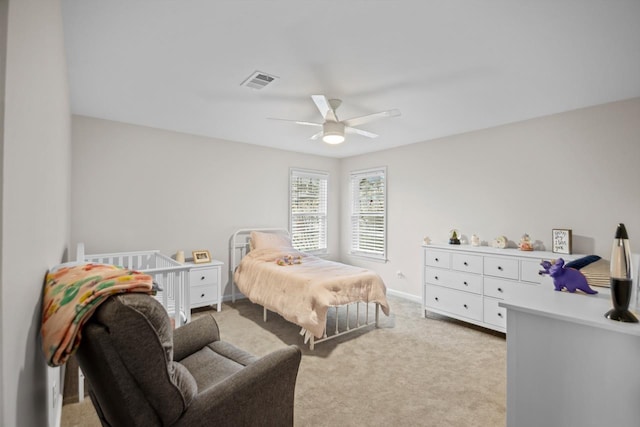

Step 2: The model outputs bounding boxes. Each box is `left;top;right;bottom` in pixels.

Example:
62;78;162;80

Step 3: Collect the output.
264;301;381;350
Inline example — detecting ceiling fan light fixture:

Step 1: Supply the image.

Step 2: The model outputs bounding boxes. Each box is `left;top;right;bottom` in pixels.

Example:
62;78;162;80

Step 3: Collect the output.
322;121;345;144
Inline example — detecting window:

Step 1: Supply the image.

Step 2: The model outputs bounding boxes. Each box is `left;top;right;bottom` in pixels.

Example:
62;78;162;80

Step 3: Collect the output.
289;169;328;254
350;167;386;260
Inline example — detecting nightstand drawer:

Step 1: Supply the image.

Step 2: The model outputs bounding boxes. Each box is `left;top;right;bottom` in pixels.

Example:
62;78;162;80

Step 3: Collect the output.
189;268;219;286
190;284;217;306
484;256;519;280
424;249;451;269
425;285;483;321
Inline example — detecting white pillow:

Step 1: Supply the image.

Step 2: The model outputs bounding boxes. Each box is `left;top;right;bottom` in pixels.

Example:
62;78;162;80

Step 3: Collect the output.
250;231;293;250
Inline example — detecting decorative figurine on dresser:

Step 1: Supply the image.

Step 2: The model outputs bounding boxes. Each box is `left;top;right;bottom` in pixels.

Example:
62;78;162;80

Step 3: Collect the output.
493;235;508;249
518;233;534;251
449;229;461;245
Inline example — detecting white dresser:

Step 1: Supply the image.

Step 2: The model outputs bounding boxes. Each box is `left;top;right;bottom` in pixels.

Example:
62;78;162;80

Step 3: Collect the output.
186;260;223;311
422;244;582;332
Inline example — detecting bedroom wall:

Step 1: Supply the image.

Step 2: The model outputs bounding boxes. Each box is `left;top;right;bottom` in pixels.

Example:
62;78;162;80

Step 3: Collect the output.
70;116;341;297
340;97;640;300
1;0;71;426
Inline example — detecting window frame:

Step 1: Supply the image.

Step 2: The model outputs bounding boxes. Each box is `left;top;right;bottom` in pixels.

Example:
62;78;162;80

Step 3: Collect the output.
349;166;387;261
288;168;329;255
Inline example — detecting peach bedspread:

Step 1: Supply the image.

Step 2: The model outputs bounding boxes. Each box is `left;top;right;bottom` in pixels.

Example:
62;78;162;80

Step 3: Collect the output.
234;248;390;338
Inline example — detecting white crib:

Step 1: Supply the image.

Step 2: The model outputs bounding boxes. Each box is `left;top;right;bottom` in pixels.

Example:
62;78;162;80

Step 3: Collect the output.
76;243;192;327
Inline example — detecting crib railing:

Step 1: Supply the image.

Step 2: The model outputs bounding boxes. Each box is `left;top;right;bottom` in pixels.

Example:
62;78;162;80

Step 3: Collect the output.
76;243;192;326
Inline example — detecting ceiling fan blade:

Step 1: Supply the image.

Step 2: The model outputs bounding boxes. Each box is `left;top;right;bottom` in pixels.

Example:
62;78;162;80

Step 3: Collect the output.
310;131;323;140
342;109;401;128
311;95;338;122
267;117;323;127
346;126;378;139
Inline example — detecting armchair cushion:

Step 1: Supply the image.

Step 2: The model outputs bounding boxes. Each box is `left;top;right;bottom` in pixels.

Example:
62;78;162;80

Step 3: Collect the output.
173;313;220;361
93;294;197;424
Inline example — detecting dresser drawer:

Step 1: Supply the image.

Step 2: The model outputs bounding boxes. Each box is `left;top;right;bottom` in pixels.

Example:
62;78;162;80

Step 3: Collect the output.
451;253;483;274
484;277;515;299
484;256;519;280
189;267;219;286
190;284;217;307
425;285;483;322
425;267;482;294
424;249;451;269
483;297;506;329
521;259;544;284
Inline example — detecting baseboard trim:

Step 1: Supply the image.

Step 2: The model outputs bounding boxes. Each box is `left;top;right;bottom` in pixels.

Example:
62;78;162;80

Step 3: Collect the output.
386;288;421;303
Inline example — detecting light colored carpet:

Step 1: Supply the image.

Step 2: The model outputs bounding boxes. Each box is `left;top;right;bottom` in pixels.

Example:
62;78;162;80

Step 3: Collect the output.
61;295;506;426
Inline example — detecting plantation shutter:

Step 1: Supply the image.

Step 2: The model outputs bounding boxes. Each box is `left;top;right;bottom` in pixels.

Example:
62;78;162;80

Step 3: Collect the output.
289;169;328;253
350;167;386;260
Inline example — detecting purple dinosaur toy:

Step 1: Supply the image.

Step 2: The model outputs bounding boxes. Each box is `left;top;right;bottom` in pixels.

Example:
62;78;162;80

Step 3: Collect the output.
539;260;553;276
539;258;598;294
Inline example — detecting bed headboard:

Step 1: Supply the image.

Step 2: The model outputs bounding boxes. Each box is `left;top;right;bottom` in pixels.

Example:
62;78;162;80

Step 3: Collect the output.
228;228;290;296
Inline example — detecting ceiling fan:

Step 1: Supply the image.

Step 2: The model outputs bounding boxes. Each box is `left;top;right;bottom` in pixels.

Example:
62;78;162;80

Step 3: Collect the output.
269;95;401;144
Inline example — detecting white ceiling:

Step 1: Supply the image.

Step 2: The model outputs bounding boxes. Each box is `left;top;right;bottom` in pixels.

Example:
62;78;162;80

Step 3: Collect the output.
61;1;640;158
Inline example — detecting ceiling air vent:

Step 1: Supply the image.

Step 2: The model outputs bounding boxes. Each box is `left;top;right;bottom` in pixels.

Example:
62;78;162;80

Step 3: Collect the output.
240;71;278;90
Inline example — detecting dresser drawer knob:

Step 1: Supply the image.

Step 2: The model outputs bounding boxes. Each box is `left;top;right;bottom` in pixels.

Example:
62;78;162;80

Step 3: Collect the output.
498;287;503;293
434;276;439;280
463;304;468;309
201;293;205;298
201;276;205;281
434;297;439;302
434;257;439;262
463;261;468;266
498;312;503;318
463;281;468;286
497;266;503;271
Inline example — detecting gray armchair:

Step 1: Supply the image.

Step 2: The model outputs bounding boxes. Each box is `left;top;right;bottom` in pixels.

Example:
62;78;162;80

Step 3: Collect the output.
75;293;301;426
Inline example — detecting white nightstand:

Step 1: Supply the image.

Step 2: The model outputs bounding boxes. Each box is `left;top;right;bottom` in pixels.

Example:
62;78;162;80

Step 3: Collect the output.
185;260;223;311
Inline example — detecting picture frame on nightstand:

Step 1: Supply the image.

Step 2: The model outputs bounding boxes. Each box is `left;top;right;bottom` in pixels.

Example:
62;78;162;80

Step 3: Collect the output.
552;229;572;254
192;250;211;264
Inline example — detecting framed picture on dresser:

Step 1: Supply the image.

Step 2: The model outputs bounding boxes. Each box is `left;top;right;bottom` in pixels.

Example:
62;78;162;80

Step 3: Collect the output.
552;229;572;254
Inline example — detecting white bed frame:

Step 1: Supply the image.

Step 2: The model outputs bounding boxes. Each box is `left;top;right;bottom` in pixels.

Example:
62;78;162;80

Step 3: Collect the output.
230;228;381;350
76;243;192;327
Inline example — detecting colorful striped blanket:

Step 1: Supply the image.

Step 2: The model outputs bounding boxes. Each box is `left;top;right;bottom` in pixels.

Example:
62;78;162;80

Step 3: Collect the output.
41;263;154;367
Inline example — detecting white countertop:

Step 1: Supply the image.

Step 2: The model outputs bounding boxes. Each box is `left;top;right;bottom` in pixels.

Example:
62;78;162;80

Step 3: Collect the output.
500;282;640;337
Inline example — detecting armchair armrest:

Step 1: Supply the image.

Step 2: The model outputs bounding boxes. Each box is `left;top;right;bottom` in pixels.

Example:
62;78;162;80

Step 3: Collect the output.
175;345;302;426
173;314;220;361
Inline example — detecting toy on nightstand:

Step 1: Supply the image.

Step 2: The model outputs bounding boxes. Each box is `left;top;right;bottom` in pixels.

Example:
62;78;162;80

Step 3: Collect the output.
539;258;598;294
